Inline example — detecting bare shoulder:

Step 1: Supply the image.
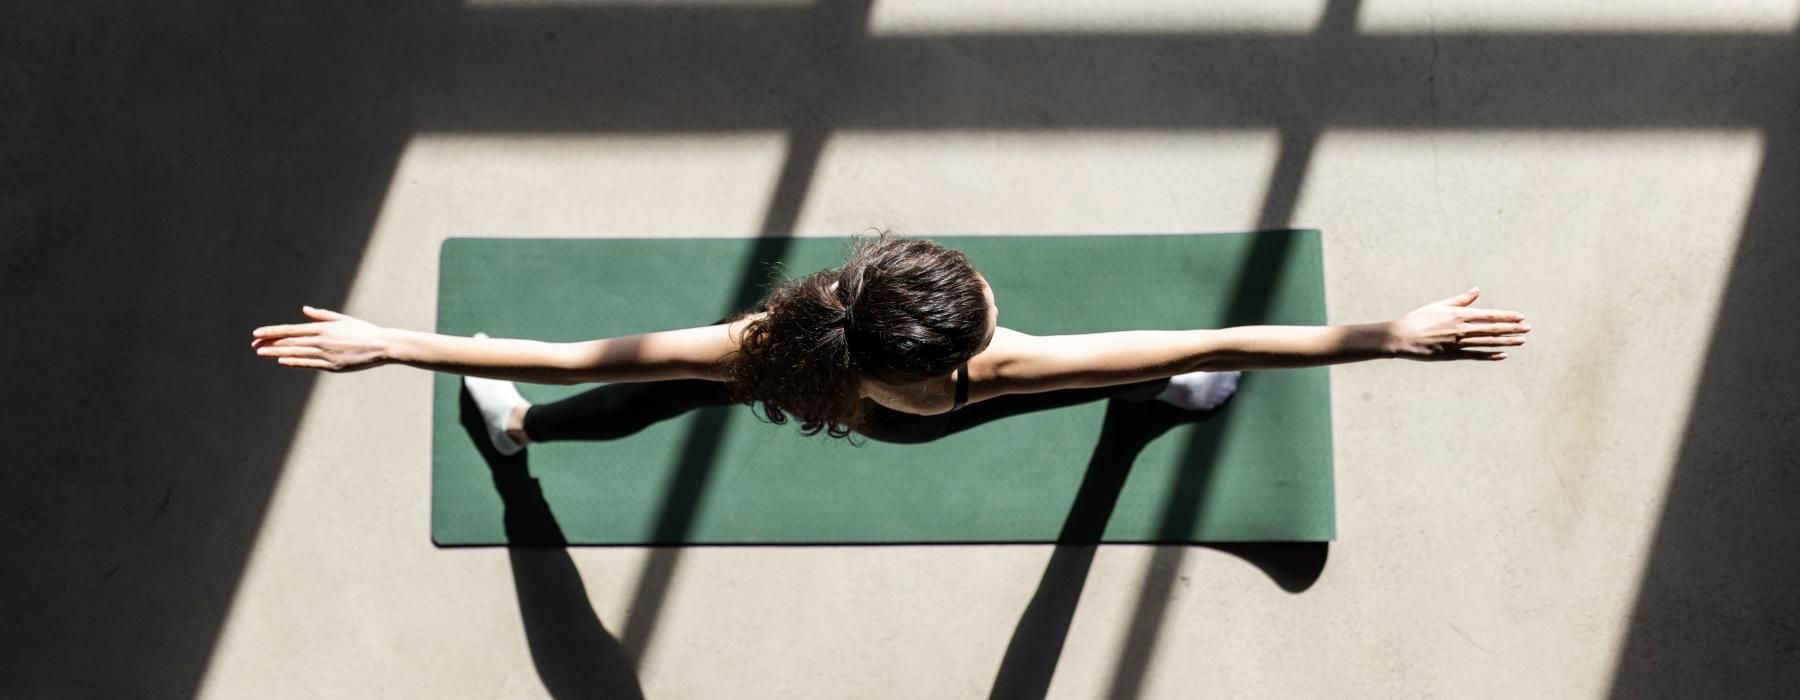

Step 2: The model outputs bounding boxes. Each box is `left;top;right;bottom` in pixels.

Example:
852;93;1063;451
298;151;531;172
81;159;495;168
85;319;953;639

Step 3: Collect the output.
678;312;764;381
961;326;1052;403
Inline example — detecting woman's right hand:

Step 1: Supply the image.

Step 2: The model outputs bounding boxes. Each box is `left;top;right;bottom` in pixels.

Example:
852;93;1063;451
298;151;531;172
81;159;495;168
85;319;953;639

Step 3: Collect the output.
1386;288;1531;362
251;306;392;372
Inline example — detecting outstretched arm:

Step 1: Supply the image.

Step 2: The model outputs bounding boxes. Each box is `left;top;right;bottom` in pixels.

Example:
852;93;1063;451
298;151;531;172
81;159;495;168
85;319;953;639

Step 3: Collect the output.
250;306;749;384
971;288;1528;402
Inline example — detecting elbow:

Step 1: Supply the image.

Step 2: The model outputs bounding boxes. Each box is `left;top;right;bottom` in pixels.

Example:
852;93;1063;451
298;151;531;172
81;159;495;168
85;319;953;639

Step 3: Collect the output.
1188;353;1229;373
546;343;597;384
1180;329;1237;373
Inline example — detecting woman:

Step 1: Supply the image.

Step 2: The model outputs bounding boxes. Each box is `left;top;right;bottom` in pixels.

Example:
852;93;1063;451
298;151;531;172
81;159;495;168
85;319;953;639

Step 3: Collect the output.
250;234;1529;452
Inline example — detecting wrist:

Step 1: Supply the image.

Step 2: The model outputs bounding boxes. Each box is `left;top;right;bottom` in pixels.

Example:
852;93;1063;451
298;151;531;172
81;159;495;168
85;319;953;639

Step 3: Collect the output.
1376;321;1404;359
377;327;414;365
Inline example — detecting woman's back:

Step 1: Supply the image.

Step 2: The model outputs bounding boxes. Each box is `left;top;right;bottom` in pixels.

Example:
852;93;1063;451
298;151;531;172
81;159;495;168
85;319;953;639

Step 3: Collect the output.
726;309;979;417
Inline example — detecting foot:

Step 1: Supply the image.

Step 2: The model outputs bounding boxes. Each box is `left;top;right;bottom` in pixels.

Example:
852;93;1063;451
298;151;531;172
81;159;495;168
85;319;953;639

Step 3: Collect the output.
464;333;531;456
1151;370;1240;411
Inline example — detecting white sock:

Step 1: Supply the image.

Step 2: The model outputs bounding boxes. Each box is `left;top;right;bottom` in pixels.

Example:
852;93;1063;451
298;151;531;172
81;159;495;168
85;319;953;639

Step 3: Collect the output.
464;333;528;456
1153;370;1241;411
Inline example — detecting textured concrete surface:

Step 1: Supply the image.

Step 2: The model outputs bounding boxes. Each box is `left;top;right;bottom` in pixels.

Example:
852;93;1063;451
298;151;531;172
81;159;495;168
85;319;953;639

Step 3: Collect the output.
5;1;1797;698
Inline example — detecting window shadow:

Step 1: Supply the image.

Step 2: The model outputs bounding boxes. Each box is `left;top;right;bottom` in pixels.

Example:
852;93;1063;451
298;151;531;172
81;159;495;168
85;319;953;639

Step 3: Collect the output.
13;0;1796;693
1104;231;1316;698
0;2;463;695
614;128;831;656
459;387;647;699
475;361;1327;699
989;398;1329;699
1607;94;1800;695
429;6;1790;134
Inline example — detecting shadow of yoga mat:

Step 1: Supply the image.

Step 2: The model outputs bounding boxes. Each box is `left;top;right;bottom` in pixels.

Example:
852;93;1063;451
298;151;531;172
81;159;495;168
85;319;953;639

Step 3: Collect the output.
432;231;1334;545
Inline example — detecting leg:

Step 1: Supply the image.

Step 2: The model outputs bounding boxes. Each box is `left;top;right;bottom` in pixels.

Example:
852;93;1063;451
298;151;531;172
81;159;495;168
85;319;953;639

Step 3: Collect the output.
854;377;1172;445
943;378;1172;437
854;369;1240;444
471;311;765;450
949;369;1241;435
521;379;735;443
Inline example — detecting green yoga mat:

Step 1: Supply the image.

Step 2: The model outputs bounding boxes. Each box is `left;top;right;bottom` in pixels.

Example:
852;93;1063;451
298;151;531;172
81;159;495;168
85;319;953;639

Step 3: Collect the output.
433;231;1335;545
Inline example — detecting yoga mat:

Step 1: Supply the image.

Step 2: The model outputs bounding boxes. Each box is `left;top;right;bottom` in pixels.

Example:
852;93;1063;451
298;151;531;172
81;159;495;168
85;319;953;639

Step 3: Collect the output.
433;231;1334;545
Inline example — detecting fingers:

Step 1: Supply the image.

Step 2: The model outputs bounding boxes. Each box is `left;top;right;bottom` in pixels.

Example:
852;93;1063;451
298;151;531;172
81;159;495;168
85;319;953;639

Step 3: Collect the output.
1444;349;1508;362
277;357;337;370
1459;322;1532;337
250;306;345;340
1457;307;1526;323
302;305;347;322
252;323;319;339
256;345;326;359
1457;335;1526;347
251;336;311;349
1441;287;1480;307
252;342;336;370
250;310;342;371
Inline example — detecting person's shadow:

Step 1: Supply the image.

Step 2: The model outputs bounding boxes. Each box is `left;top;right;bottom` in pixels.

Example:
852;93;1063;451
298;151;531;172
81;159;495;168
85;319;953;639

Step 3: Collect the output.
459;380;1325;698
458;388;647;700
985;394;1328;699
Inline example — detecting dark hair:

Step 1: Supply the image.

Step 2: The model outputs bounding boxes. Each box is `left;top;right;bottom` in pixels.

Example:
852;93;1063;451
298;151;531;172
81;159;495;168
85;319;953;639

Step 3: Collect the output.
724;233;990;439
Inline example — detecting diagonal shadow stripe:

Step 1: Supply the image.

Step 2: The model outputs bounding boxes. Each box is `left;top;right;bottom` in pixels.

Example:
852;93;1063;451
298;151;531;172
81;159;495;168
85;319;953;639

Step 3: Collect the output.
1101;5;1354;695
459;386;646;698
1607;27;1800;695
987;398;1333;698
1105;146;1318;700
988;400;1184;699
616;128;831;658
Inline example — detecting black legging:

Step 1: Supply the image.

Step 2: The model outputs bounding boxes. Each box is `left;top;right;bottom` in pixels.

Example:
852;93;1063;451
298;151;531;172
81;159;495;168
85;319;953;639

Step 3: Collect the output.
521;376;1169;445
519;311;1171;445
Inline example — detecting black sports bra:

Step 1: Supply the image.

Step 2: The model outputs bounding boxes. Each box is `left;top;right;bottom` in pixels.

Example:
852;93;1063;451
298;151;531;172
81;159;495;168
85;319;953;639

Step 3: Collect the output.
953;363;970;411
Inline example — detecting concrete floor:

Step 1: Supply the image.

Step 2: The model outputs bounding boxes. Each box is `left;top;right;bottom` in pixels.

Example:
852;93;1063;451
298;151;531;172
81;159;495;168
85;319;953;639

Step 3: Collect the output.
5;1;1797;697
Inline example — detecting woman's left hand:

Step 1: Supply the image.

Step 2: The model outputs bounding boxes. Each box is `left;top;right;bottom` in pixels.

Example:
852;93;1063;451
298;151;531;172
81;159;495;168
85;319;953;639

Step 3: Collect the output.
1387;288;1531;362
250;306;392;372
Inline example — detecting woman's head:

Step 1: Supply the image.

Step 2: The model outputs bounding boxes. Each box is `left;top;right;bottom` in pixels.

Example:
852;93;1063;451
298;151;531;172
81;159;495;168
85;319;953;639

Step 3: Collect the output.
725;233;996;439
